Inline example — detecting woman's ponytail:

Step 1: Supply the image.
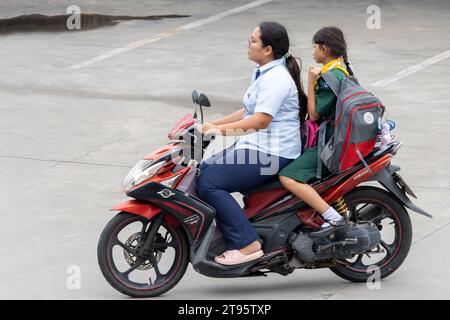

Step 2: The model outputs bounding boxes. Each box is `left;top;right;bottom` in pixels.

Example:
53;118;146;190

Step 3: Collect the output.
285;55;308;124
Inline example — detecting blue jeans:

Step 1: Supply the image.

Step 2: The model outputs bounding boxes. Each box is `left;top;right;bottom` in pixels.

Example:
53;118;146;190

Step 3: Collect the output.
196;148;292;250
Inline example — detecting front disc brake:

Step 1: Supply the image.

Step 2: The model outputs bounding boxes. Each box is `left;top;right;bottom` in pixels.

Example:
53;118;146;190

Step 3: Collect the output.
123;232;162;270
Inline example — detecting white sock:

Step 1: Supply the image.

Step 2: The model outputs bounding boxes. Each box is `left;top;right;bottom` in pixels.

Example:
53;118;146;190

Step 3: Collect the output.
322;206;343;222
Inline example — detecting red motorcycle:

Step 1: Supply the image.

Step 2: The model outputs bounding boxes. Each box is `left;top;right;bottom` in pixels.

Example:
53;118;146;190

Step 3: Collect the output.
97;90;431;298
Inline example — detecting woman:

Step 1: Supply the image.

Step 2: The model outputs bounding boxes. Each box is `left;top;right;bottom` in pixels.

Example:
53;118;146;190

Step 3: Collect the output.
279;26;353;235
196;21;308;265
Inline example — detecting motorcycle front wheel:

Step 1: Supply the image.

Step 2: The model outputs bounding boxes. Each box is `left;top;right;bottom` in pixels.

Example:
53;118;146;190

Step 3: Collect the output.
97;211;189;298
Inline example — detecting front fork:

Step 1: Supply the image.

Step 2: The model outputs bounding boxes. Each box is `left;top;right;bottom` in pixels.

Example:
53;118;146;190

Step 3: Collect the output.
135;212;166;258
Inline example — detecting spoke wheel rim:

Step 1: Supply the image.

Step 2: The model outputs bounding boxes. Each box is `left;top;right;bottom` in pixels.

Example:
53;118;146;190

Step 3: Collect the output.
343;198;403;273
106;216;183;291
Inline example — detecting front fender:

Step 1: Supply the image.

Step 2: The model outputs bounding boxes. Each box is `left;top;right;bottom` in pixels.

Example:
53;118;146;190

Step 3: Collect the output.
110;199;180;226
111;199;162;219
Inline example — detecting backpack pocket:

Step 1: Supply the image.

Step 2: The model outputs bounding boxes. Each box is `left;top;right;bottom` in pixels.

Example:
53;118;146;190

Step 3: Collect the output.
319;136;338;173
349;107;379;144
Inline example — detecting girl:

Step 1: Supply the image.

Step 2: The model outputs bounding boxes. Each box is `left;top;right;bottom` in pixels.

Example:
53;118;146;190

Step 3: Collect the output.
278;26;353;235
196;22;308;265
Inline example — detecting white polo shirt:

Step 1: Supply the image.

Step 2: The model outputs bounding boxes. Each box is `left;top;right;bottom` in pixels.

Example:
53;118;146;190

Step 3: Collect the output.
234;57;302;159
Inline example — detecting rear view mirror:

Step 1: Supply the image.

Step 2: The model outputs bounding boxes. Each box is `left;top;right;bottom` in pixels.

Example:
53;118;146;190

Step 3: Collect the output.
191;89;199;104
198;93;211;107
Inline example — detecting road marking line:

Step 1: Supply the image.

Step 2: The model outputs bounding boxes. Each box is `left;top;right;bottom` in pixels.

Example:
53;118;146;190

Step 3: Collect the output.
0;155;130;167
69;0;272;69
372;49;450;86
413;221;450;246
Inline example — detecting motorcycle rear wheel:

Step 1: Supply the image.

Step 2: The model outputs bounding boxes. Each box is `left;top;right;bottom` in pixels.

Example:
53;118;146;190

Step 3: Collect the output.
330;186;412;282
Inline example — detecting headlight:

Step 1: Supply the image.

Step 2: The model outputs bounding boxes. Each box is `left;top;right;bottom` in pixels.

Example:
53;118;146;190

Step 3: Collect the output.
122;160;165;192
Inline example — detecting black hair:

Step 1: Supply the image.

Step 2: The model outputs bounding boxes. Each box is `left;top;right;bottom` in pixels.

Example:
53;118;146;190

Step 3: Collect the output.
258;21;308;124
312;26;354;76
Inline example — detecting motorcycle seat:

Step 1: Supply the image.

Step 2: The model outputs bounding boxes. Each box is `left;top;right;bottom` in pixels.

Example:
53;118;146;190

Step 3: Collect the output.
240;143;398;196
241;177;282;195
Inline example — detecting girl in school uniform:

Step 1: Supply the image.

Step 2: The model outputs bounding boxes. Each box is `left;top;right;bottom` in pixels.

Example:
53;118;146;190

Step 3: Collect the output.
278;26;354;235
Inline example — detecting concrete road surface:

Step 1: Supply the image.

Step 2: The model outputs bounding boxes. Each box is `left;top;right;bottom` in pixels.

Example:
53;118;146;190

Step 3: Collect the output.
0;0;449;299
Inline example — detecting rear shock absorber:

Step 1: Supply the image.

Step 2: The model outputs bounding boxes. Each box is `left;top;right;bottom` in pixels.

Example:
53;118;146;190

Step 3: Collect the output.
332;197;350;221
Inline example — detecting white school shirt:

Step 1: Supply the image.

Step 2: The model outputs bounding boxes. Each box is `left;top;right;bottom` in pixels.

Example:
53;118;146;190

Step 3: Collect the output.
234;57;302;159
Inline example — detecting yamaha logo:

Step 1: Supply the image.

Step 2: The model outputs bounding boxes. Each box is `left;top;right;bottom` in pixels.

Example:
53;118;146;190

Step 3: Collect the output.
157;189;175;199
353;169;369;181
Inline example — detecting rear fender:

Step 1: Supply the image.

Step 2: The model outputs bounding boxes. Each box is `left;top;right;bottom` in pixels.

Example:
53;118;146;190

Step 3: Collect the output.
369;166;433;218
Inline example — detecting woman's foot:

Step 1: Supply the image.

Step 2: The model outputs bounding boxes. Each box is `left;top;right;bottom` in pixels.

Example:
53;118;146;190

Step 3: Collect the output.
239;239;262;255
215;240;263;265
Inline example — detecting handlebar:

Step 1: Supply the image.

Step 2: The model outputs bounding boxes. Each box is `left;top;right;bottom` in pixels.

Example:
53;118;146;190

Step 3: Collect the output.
171;121;216;143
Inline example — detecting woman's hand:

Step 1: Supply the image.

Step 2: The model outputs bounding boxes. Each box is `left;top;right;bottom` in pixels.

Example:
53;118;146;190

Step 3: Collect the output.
307;66;321;121
198;122;222;135
308;66;322;84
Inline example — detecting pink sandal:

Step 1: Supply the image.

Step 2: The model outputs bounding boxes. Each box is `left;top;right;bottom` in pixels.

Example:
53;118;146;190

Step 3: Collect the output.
214;249;264;265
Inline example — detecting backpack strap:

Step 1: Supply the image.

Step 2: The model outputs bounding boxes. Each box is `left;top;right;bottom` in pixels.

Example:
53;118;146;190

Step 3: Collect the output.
320;71;343;97
316;121;328;179
315;68;348;179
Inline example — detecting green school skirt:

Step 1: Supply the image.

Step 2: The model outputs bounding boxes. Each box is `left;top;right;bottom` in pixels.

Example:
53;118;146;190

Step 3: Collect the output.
278;124;334;183
278;146;328;183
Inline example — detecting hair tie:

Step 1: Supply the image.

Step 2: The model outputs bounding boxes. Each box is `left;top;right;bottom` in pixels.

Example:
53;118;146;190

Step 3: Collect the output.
284;52;291;59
